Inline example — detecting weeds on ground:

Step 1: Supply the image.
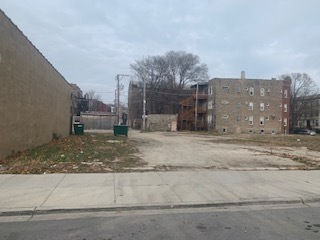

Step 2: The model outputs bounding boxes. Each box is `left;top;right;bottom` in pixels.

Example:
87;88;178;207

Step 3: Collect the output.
212;134;320;169
213;134;320;152
0;133;145;174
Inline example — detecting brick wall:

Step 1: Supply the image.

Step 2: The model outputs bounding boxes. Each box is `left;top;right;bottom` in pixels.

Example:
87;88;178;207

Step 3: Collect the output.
0;10;72;158
208;76;290;134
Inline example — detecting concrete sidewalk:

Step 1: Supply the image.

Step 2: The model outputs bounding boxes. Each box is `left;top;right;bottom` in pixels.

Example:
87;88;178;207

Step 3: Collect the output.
1;170;320;216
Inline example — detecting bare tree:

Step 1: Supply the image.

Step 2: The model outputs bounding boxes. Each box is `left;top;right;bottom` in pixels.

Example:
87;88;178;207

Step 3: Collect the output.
279;73;319;129
130;51;208;90
130;51;208;114
165;51;209;89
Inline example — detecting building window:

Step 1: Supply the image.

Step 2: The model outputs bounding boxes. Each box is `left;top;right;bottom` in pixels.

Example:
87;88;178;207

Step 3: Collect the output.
260;103;265;111
237;115;241;122
237;86;241;93
260;88;265;96
249;102;253;110
284;89;288;98
222;128;228;133
208;101;213;109
249;116;253;125
223;86;229;93
266;116;270;121
266;102;270;107
284;118;287;126
222;114;229;119
221;100;229;104
209;86;213;95
249;87;254;96
284;103;287;112
248;129;253;134
260;116;264;125
207;115;212;124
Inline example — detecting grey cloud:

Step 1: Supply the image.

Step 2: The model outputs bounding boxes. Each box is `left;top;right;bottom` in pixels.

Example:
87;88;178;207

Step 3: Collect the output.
1;0;320;96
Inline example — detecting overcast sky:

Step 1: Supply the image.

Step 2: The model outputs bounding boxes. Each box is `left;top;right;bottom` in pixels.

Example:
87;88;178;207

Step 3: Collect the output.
1;0;320;104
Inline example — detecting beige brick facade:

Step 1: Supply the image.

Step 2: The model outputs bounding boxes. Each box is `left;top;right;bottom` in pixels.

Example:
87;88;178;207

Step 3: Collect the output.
207;74;290;134
0;10;72;158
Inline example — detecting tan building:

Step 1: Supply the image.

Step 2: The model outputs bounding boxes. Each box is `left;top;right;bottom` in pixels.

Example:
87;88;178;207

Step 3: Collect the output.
0;10;72;159
207;72;291;134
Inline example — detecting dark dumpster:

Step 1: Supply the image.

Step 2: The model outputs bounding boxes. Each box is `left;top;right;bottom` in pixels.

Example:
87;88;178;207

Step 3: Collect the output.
74;123;84;135
113;125;128;137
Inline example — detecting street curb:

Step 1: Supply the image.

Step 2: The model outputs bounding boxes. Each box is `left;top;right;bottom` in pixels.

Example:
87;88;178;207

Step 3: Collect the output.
1;197;320;217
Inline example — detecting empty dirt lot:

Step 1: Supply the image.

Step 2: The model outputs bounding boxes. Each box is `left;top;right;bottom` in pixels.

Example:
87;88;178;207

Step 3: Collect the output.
129;130;320;171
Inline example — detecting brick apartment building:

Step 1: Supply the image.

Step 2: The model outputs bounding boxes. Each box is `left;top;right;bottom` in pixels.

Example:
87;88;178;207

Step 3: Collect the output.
130;72;291;134
295;94;320;131
178;82;208;131
207;72;291;134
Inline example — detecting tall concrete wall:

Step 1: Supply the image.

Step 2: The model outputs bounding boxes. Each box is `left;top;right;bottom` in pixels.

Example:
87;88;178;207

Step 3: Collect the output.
0;10;72;158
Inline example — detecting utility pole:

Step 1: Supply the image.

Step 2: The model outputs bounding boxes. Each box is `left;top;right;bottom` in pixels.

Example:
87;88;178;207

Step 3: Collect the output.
142;76;146;131
116;74;129;125
194;82;199;131
116;74;121;125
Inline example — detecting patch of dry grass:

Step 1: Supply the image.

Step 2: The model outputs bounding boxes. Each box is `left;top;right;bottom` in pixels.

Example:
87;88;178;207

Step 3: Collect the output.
212;134;320;169
213;134;320;152
0;133;145;174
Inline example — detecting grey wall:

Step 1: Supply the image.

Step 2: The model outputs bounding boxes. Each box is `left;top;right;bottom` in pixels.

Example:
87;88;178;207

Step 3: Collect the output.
81;114;116;130
147;114;178;131
0;10;72;158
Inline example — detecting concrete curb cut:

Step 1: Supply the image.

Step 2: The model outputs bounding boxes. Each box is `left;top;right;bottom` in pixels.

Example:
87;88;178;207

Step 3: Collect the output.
1;197;320;217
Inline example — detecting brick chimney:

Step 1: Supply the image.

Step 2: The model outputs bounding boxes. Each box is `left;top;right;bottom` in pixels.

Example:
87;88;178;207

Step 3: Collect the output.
241;71;245;80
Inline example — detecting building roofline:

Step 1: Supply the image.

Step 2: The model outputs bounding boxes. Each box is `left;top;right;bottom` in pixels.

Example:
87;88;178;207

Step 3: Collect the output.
190;82;208;88
0;9;70;87
209;77;280;81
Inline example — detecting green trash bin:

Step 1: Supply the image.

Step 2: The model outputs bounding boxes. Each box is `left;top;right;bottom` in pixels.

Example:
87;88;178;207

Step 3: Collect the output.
74;123;84;135
113;125;128;137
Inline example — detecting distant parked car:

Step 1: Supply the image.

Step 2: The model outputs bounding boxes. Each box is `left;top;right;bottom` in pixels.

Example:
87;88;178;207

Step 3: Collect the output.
297;129;316;136
293;128;303;134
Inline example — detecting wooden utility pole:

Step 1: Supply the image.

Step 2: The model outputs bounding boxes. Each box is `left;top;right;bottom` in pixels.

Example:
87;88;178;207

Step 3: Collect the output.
142;76;146;131
195;82;199;131
116;74;129;125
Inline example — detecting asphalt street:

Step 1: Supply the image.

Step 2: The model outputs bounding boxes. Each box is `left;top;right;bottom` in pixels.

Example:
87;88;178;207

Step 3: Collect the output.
1;204;320;240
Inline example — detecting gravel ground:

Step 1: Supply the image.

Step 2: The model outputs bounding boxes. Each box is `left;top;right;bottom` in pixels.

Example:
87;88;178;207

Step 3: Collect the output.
128;130;306;170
